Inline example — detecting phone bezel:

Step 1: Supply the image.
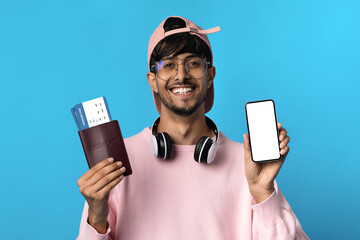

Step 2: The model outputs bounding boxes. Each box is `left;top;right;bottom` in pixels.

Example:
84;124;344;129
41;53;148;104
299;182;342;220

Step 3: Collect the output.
245;99;282;163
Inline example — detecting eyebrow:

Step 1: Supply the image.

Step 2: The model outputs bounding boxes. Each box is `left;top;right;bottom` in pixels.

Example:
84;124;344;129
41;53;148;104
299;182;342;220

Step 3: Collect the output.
161;54;197;61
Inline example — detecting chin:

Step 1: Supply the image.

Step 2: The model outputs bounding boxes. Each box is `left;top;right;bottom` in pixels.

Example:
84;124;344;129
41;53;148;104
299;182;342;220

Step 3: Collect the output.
169;101;205;116
159;90;207;117
171;107;197;117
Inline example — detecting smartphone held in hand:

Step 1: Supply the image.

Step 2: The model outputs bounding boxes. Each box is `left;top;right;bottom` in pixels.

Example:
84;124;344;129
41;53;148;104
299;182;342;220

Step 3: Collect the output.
245;99;281;163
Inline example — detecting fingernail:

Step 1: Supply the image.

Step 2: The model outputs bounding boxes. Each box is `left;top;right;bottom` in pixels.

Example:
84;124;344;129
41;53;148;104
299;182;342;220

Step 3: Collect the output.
117;161;123;167
120;167;126;172
280;142;285;148
108;158;114;163
279;135;284;141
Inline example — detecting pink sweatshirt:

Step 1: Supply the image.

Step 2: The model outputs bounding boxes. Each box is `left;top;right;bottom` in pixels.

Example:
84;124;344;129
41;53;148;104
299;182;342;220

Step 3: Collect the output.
77;127;309;240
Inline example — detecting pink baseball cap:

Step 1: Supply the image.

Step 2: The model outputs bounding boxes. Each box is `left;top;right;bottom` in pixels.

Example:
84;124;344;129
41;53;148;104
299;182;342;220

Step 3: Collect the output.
148;16;220;114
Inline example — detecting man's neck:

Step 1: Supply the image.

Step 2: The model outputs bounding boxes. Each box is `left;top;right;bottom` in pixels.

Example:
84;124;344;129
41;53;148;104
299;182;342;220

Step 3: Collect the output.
156;107;214;145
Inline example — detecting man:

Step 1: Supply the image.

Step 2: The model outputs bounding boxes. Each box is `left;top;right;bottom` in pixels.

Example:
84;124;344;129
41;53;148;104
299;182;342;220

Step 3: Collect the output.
76;16;309;239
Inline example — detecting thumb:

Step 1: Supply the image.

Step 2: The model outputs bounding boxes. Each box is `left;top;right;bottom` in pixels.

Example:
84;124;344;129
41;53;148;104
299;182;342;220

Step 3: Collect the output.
243;133;251;158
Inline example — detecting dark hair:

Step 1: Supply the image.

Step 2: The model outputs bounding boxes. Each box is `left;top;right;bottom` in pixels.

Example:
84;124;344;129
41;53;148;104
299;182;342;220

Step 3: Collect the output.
149;17;212;72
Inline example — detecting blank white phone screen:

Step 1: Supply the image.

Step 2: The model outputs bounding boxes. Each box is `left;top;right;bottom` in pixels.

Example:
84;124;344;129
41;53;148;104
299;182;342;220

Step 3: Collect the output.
246;100;280;162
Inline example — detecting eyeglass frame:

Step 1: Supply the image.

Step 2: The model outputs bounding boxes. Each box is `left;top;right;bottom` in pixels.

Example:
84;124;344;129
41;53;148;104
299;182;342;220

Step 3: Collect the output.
151;56;211;81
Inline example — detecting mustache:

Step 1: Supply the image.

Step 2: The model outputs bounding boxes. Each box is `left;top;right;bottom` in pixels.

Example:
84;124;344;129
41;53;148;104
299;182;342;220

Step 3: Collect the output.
168;81;197;88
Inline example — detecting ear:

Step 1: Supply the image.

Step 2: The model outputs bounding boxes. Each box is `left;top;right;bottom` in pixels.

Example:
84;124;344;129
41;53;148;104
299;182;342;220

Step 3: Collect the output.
147;72;159;93
207;66;216;89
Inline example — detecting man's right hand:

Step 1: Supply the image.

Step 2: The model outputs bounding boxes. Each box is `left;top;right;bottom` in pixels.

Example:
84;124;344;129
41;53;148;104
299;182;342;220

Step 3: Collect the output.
77;158;126;234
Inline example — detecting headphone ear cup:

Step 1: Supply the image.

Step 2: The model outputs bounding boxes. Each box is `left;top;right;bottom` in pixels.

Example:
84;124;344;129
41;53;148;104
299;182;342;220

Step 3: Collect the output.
207;141;218;164
156;132;172;159
163;132;172;159
151;134;159;157
194;136;213;163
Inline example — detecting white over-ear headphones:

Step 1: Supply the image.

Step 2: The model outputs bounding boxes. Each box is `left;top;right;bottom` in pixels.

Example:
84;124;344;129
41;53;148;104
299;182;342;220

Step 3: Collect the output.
150;116;219;164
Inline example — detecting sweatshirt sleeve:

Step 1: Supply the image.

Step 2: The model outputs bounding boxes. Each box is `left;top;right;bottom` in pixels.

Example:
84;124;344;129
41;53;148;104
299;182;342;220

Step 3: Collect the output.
76;200;117;240
250;183;309;240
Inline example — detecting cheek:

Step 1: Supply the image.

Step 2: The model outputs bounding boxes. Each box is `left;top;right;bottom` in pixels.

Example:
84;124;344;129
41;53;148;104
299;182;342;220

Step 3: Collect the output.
153;79;166;93
157;83;171;99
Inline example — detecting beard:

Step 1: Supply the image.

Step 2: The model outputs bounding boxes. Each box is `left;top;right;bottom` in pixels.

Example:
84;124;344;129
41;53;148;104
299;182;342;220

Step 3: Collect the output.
157;83;207;117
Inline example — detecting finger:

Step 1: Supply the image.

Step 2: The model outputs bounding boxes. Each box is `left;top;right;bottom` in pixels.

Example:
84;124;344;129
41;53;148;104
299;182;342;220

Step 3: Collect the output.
280;136;290;149
92;166;126;192
280;145;290;156
279;128;287;141
77;158;115;185
86;161;123;187
97;174;125;196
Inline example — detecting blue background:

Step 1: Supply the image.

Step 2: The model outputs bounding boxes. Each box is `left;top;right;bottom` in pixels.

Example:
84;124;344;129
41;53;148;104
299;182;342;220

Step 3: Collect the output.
1;0;359;239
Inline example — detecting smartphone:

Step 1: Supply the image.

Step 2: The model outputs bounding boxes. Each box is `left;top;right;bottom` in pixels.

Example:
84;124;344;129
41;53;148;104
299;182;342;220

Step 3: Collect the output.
245;99;281;162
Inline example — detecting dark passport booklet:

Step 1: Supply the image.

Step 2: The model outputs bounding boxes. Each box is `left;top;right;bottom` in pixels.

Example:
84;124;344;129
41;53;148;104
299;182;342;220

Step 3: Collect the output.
78;120;132;176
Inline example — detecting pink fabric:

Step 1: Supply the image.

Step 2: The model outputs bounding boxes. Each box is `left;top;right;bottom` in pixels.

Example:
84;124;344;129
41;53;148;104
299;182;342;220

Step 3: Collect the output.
77;127;309;240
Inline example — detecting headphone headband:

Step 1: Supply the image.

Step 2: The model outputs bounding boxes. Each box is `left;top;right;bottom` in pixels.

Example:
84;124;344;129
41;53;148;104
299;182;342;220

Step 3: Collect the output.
204;116;219;143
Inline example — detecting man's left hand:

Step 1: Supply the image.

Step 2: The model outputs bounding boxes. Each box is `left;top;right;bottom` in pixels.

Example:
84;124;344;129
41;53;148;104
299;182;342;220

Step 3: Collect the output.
243;123;290;203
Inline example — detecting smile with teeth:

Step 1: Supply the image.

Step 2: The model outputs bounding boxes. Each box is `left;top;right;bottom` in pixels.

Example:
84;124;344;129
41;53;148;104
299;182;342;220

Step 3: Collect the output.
170;87;194;94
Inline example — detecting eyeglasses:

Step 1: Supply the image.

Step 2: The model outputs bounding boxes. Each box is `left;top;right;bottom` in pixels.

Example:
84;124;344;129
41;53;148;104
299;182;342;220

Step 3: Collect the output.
152;57;210;81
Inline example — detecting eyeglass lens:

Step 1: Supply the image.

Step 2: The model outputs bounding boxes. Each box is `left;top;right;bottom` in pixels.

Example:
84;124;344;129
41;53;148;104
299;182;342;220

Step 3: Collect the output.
156;57;207;81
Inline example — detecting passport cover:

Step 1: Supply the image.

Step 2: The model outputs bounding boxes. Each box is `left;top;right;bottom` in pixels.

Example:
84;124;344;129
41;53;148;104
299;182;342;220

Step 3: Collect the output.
78;120;132;176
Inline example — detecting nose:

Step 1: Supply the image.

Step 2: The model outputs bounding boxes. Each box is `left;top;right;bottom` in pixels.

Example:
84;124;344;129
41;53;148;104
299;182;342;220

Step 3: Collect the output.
174;63;190;81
